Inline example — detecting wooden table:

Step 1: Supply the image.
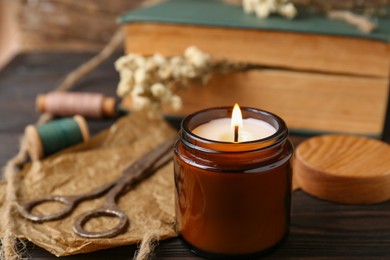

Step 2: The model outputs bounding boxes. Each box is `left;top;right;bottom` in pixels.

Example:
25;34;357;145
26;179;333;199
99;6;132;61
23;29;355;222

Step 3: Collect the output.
1;52;390;259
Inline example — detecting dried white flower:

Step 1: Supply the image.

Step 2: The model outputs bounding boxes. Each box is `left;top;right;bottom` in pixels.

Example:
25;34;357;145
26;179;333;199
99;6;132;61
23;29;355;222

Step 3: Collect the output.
255;2;272;18
170;95;183;111
184;46;198;58
115;46;215;114
117;82;130;97
131;86;150;110
265;0;278;12
158;67;172;80
134;56;147;68
115;56;129;70
243;0;255;13
151;83;167;98
134;68;147;85
243;0;297;19
278;2;297;19
120;69;133;81
144;59;157;71
180;66;197;78
170;56;185;67
172;66;183;79
131;85;145;97
153;54;167;66
185;46;210;68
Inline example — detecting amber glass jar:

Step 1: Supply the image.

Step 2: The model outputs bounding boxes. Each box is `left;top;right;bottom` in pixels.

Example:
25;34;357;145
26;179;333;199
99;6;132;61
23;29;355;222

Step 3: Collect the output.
174;107;293;258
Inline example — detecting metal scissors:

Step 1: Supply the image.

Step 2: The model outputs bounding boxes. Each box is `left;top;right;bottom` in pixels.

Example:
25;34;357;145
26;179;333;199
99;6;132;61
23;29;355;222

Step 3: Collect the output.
20;137;176;238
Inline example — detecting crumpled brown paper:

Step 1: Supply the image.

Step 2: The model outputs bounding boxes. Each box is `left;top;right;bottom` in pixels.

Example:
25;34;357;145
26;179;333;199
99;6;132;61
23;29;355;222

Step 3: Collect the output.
0;112;178;256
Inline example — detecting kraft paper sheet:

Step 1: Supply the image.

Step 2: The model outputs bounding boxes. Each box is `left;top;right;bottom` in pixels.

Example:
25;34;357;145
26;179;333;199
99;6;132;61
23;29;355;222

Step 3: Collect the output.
0;112;178;256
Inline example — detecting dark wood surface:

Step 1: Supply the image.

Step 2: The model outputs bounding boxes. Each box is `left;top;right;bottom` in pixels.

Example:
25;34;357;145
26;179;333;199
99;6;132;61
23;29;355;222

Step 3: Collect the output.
1;52;390;259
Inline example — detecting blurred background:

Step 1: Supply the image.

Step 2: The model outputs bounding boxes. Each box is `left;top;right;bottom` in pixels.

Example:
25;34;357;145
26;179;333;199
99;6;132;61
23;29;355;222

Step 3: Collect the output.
0;0;18;68
0;0;150;68
1;0;388;69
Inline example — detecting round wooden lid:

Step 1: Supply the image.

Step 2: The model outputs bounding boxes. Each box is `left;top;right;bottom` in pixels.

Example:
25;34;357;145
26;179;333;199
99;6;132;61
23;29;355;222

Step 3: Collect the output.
295;135;390;204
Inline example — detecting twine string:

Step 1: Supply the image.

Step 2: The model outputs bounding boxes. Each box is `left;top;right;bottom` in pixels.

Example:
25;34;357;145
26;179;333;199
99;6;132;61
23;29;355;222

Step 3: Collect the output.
1;142;28;260
134;232;160;260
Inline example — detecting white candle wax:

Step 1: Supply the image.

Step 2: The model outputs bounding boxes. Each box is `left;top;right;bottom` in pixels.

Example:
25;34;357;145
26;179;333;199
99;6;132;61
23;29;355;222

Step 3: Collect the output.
192;118;277;142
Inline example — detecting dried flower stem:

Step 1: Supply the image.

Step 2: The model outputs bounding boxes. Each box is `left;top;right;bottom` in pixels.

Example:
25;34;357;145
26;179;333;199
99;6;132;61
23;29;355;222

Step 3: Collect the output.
116;46;265;113
237;0;388;32
327;10;376;33
116;46;332;114
116;44;379;115
292;0;389;16
116;46;213;112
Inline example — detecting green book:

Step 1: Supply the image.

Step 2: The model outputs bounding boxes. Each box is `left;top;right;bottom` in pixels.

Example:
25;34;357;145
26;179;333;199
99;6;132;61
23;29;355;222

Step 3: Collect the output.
119;0;390;42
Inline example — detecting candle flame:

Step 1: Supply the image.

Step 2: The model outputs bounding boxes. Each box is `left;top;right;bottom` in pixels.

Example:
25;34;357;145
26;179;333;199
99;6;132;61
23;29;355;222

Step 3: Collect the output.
231;103;243;130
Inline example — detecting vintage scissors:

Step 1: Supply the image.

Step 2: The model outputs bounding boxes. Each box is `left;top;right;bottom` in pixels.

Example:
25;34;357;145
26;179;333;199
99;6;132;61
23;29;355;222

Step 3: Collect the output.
20;137;176;238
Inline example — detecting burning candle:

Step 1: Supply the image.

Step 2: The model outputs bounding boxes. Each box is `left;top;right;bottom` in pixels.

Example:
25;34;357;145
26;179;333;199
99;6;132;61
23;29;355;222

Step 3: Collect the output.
174;105;293;258
192;104;277;142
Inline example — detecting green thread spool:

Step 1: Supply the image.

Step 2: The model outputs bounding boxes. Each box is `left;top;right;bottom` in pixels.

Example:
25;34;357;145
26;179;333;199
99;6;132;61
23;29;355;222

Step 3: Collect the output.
25;116;89;160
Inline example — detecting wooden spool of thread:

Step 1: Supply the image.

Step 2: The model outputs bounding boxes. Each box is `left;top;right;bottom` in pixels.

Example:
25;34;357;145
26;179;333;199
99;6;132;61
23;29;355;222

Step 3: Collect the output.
25;115;90;161
36;92;117;118
295;135;390;204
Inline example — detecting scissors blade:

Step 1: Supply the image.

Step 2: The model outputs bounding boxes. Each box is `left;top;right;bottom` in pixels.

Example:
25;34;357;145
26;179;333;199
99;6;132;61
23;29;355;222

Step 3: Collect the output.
87;136;175;224
125;136;175;178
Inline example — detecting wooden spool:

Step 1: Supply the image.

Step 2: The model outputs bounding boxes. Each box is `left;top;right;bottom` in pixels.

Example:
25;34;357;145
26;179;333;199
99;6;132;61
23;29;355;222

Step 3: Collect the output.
25;115;90;161
294;135;390;204
36;93;117;118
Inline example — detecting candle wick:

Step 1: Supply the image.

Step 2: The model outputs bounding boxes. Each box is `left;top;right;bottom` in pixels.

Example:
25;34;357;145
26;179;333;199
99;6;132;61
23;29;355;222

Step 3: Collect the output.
234;125;239;143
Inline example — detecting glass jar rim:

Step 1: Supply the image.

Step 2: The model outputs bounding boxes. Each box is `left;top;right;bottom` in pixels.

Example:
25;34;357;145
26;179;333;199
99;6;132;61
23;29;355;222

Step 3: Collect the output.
180;106;288;152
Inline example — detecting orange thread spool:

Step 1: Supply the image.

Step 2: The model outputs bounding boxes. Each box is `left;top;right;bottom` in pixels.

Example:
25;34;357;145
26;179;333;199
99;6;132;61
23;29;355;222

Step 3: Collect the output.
36;92;117;118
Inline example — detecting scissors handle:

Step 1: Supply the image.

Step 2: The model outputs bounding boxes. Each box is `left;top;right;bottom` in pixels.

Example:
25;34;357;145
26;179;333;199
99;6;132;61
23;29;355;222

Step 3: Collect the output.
20;195;77;222
20;182;115;222
73;206;128;238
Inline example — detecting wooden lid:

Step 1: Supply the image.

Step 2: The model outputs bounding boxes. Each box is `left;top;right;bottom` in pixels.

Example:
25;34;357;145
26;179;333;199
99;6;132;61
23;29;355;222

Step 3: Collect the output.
295;135;390;204
24;125;44;161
